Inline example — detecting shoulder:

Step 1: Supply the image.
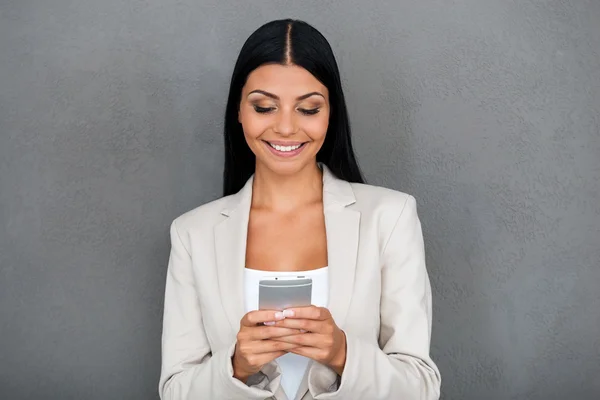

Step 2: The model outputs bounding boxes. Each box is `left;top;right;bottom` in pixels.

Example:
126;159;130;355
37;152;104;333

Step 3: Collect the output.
170;195;231;234
349;181;418;218
348;182;422;251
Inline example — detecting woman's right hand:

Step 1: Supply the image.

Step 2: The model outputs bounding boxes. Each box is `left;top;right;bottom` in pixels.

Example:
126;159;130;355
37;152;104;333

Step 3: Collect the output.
232;310;301;383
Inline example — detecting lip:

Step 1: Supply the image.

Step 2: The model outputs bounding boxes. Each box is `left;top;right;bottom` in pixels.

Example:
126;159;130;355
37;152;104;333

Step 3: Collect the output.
263;140;308;158
265;140;305;146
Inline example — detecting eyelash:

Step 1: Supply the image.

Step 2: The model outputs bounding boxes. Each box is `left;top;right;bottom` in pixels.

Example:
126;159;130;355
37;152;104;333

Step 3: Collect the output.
253;105;320;116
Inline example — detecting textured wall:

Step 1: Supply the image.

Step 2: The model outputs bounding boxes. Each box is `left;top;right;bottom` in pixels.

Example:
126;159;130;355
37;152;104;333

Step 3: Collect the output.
1;1;599;399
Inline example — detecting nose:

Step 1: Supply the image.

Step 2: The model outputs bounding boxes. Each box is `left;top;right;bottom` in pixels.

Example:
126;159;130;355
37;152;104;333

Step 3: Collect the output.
274;108;296;136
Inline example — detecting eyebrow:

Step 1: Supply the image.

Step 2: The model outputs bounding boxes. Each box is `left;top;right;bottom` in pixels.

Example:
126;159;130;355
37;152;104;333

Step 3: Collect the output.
248;90;325;101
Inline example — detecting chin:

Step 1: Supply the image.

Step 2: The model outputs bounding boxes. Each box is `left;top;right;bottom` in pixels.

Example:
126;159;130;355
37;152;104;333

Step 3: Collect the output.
261;158;314;177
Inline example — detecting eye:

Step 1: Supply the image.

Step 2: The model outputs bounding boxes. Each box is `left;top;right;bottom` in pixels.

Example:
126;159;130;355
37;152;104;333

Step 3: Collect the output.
253;105;275;114
299;108;320;116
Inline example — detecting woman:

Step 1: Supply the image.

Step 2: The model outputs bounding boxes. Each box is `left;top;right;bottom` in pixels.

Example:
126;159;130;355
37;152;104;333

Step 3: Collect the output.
159;19;441;400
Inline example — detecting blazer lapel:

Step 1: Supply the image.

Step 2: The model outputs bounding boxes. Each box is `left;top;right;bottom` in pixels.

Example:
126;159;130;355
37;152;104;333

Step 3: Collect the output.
214;177;254;338
295;166;361;400
321;165;360;328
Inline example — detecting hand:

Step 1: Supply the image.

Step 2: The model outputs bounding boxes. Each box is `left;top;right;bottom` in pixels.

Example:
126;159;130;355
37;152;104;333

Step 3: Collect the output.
271;306;347;375
232;310;302;383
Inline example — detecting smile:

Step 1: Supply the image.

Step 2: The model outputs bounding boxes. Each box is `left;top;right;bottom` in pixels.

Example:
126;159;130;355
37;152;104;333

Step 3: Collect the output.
263;141;308;157
267;142;304;152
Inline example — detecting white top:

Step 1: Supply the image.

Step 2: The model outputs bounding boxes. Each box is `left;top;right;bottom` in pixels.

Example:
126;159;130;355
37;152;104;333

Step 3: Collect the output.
244;266;329;400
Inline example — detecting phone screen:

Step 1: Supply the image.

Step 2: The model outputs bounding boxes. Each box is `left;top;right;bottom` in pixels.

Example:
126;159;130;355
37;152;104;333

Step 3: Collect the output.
258;277;312;310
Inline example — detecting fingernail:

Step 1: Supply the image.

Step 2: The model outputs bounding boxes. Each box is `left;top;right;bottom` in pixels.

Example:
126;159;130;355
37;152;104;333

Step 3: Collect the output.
283;309;295;317
264;321;275;326
274;312;284;320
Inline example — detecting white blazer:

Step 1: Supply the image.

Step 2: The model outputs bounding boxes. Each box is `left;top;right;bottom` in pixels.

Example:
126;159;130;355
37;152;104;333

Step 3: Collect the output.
159;165;441;400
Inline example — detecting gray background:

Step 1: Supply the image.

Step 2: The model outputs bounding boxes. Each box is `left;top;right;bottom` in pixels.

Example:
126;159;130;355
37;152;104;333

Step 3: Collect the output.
1;0;599;399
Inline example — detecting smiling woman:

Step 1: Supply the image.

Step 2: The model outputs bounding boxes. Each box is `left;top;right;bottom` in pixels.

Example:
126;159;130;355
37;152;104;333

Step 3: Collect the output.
159;19;441;400
222;20;364;196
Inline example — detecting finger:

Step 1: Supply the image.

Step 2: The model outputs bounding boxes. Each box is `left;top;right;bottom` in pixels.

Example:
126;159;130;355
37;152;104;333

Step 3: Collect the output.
282;306;330;321
243;326;302;340
287;346;327;361
241;350;289;370
273;318;329;333
253;350;289;366
272;333;331;348
243;339;301;354
241;310;286;327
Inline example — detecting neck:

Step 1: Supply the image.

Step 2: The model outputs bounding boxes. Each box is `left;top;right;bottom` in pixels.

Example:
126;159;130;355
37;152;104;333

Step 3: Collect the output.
252;162;323;212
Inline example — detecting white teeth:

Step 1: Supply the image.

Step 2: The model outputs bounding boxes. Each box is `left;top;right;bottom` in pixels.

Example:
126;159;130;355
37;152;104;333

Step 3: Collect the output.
269;143;302;152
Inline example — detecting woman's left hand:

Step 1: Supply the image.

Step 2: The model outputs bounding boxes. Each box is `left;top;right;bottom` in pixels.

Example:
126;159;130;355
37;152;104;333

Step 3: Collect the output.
271;306;347;375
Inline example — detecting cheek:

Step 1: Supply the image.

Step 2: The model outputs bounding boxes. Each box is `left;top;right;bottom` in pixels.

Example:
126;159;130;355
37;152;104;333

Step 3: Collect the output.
303;113;329;141
240;110;270;140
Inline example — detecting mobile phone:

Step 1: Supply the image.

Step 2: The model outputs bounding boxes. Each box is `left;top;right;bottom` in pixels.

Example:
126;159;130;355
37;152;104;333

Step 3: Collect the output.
258;276;312;311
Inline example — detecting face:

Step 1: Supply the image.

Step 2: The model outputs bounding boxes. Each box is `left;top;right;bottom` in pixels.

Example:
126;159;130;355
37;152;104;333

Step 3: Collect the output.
238;64;330;176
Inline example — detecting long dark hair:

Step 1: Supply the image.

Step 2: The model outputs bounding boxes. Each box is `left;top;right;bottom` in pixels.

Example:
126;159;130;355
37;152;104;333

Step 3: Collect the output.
223;19;365;196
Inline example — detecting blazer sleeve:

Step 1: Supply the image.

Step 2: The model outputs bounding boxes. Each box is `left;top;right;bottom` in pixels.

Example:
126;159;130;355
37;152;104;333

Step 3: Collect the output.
308;195;442;399
158;220;278;400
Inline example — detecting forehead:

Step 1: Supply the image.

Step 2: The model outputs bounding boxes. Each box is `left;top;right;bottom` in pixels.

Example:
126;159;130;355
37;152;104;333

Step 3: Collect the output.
244;64;329;98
